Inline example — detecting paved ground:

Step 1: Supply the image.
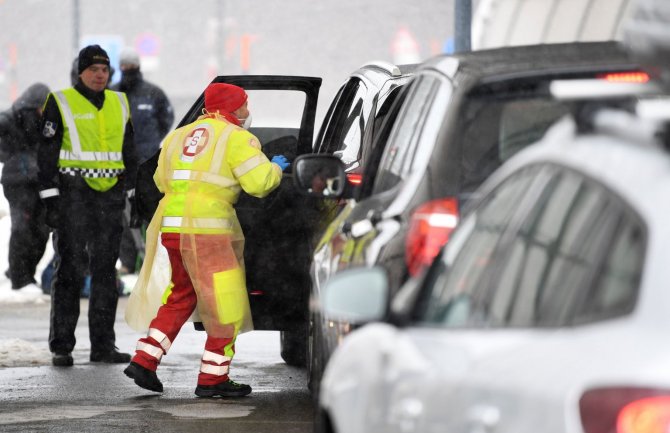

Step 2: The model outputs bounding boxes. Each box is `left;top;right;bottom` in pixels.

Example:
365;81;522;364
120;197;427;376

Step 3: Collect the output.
0;297;314;433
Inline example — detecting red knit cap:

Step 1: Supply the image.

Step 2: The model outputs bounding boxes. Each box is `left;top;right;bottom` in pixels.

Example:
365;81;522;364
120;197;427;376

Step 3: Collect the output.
204;83;248;114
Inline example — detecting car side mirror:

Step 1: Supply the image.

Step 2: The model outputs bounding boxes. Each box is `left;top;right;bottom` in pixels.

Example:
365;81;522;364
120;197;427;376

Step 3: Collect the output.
321;266;389;324
292;154;347;198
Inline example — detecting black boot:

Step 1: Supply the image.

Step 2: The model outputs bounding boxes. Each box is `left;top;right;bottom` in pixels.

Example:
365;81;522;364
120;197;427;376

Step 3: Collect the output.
90;348;131;363
124;362;163;393
52;353;73;367
195;379;252;398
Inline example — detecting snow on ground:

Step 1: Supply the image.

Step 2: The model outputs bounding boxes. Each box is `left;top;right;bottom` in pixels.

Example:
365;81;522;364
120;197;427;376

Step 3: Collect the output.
0;339;51;367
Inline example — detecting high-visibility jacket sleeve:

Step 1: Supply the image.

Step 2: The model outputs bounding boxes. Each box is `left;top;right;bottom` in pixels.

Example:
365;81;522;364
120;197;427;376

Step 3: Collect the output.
226;129;282;198
153;132;174;194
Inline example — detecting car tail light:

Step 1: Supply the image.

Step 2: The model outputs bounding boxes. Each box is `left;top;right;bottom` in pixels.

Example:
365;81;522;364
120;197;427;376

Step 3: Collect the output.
405;197;459;277
580;387;670;433
597;72;650;83
347;173;363;186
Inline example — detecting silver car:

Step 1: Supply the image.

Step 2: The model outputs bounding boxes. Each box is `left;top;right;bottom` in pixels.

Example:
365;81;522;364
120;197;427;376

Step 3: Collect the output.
316;96;670;433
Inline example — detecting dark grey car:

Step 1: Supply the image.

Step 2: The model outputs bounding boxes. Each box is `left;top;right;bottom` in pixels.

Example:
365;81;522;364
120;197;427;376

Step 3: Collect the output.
294;41;647;395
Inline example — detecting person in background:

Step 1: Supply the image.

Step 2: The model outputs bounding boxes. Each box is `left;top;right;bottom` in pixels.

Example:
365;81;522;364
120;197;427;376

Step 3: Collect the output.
0;83;51;293
38;44;137;367
124;83;289;397
112;47;174;275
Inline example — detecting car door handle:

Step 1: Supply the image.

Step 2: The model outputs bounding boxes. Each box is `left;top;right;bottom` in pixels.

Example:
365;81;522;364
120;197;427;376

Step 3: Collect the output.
466;404;500;433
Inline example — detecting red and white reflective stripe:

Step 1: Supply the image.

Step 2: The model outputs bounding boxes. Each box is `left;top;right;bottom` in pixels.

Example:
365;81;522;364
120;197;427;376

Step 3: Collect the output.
136;341;163;361
148;328;172;352
39;188;60;199
202;350;231;365
200;362;229;376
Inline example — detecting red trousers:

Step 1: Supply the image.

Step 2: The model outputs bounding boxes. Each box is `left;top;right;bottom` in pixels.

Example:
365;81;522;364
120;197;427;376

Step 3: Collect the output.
131;233;236;386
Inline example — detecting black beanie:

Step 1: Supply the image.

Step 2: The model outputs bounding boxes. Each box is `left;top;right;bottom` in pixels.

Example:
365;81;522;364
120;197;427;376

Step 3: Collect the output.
77;44;110;74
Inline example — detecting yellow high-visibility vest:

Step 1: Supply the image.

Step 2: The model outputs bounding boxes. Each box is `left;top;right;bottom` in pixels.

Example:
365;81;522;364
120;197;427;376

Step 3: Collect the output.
52;88;130;192
155;115;282;234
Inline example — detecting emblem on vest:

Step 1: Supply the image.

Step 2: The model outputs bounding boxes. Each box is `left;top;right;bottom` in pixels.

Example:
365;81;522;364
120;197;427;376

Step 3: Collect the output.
181;127;210;162
42;121;57;138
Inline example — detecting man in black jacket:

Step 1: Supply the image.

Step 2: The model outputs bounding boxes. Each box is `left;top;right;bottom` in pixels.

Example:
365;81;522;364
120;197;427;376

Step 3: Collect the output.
112;47;174;274
38;45;137;367
0;83;51;293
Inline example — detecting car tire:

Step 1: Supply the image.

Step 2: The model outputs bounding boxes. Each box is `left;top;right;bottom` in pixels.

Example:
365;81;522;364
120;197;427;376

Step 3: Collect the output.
280;327;307;367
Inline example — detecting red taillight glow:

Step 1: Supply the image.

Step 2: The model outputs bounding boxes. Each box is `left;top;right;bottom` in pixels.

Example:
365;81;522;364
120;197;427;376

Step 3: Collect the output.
405;197;459;277
580;387;670;433
347;173;363;185
617;396;670;433
598;72;650;83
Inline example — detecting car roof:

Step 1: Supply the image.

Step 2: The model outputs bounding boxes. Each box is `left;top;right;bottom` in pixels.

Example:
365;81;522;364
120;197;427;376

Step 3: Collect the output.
422;41;637;83
351;61;417;85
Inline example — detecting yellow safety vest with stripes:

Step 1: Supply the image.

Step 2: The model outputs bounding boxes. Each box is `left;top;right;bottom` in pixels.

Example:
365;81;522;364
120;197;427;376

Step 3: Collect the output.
52;88;130;192
155;115;282;234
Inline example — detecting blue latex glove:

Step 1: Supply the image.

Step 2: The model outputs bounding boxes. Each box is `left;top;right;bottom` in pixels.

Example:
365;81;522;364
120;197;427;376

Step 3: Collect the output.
271;155;290;171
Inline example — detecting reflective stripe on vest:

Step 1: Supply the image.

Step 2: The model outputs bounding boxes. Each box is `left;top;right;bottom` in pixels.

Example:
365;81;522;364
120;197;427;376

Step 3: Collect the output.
171;169;240;190
200;362;229;376
137;341;163;361
232;154;266;178
53;90;127;163
161;216;234;230
59;167;125;178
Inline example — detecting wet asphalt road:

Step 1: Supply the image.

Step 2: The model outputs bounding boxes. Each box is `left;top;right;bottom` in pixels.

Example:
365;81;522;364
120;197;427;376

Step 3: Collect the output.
0;297;314;433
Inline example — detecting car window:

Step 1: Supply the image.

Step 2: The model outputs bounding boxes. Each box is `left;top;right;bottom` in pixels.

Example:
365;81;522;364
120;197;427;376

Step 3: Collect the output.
373;76;440;193
316;78;368;161
314;85;343;152
357;84;412;200
415;164;643;330
245;89;306;128
416;167;541;328
458;95;571;194
358;85;404;172
571;208;645;323
493;171;619;327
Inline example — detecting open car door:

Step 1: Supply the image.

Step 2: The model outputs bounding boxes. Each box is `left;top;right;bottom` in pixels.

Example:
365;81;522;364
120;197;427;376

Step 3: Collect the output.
135;75;322;366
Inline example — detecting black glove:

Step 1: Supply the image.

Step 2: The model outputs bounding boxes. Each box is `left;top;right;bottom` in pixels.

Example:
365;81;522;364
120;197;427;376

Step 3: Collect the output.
42;196;60;230
126;189;141;228
128;197;141;228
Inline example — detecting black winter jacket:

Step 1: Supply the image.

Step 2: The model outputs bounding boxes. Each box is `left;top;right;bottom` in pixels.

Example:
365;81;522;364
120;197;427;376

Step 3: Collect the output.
0;83;50;186
111;70;174;164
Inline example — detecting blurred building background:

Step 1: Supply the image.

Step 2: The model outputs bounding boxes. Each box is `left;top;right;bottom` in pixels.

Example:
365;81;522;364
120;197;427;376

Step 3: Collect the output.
0;0;456;129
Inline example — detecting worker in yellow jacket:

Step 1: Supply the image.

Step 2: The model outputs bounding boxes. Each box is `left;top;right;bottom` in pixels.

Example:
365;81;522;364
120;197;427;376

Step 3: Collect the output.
124;82;290;397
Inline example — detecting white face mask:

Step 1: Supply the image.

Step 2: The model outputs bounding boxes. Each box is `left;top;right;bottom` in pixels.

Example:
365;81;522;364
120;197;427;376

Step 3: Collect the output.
239;114;252;130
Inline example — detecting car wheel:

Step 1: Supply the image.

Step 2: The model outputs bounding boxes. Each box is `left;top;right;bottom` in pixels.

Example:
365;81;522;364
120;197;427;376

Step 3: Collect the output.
280;326;307;367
